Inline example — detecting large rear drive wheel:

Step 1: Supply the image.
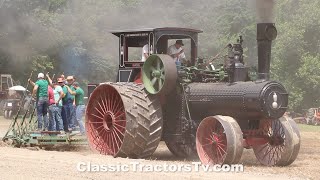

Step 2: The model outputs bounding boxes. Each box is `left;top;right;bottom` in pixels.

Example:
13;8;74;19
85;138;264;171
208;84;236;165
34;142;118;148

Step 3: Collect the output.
252;116;301;166
85;83;163;158
196;115;244;165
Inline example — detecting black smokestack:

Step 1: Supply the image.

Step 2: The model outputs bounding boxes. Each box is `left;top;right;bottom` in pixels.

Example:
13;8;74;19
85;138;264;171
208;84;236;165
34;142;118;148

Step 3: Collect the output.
255;0;277;80
257;23;277;80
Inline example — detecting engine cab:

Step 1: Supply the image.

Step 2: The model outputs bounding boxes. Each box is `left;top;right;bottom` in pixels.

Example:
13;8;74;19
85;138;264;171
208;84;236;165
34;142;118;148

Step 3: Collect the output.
111;27;202;83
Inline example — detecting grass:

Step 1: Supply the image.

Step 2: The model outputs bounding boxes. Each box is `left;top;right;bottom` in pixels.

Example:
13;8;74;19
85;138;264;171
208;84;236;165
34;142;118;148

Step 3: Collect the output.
298;124;320;132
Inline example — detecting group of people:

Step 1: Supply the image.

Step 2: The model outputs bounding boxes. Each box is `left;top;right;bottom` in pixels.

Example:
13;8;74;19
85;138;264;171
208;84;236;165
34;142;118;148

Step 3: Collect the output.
29;73;85;135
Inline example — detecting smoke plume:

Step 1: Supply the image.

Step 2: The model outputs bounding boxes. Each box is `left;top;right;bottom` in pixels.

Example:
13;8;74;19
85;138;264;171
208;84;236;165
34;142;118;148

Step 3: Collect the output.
254;0;276;23
0;0;256;82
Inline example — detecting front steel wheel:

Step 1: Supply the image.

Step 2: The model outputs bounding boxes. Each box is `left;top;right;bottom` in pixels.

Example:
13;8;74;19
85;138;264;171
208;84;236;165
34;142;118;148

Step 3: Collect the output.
196;115;244;165
252;116;300;166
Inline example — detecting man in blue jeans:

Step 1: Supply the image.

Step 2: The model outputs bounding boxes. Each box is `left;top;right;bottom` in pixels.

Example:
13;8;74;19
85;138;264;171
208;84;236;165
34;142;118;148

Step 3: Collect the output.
60;77;74;133
47;75;64;132
53;80;64;132
31;73;49;131
66;82;85;135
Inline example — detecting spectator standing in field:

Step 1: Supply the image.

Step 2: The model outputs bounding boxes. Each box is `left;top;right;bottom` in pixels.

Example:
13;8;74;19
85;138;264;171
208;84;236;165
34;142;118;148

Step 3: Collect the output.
61;76;76;132
67;76;77;130
53;79;64;132
47;75;64;132
47;76;56;131
30;73;49;131
66;82;85;135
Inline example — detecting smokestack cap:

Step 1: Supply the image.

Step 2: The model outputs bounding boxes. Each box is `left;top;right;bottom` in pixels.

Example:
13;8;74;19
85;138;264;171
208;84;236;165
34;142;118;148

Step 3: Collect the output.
265;25;277;40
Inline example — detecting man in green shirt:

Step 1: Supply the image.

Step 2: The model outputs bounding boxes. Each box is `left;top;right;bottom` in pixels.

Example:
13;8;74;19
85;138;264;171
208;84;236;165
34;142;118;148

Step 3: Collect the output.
60;76;76;132
31;73;49;131
66;81;85;135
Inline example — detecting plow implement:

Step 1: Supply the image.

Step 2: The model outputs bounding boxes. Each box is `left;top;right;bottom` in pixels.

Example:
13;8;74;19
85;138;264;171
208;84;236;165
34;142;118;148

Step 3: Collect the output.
2;105;87;148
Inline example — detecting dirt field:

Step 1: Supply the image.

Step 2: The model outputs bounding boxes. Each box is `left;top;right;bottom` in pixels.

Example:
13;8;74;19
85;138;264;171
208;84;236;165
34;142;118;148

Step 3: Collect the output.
0;116;319;180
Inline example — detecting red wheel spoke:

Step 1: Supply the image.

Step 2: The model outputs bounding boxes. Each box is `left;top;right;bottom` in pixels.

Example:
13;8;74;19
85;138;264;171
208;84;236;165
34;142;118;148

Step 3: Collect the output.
100;95;108;113
89;121;103;124
113;125;125;136
97;101;107;114
217;144;227;155
90;113;104;121
96;126;105;135
113;101;123;115
274;147;281;162
114;112;125;119
110;93;117;111
217;142;226;147
110;131;116;154
94;107;105;117
268;147;276;165
104;92;110;112
256;143;269;155
113;123;126;129
206;137;214;142
111;130;120;151
112;128;124;144
106;91;112;111
95;125;104;131
201;142;213;147
100;129;107;141
216;145;224;164
262;145;272;160
114;119;126;123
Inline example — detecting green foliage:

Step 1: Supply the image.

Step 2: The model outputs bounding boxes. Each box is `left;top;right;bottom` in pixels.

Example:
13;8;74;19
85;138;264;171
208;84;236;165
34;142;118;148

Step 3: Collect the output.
31;55;54;73
270;0;320;111
1;0;320;112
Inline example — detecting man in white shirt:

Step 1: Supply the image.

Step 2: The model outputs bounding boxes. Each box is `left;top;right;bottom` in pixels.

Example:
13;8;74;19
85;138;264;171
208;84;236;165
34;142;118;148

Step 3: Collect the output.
167;40;186;62
141;44;149;62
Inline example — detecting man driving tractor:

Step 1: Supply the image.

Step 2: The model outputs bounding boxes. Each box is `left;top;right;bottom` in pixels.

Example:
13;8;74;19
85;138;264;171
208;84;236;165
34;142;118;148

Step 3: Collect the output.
167;40;186;62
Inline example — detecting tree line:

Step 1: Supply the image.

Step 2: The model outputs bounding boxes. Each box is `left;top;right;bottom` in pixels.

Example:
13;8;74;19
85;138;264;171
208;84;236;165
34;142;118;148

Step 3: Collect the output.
0;0;319;112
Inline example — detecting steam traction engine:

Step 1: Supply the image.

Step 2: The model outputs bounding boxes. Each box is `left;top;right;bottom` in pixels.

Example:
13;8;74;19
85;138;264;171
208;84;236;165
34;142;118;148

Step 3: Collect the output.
86;24;300;166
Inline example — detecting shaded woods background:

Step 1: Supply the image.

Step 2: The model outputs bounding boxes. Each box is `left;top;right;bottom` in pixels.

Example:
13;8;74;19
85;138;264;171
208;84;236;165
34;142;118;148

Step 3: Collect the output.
0;0;319;112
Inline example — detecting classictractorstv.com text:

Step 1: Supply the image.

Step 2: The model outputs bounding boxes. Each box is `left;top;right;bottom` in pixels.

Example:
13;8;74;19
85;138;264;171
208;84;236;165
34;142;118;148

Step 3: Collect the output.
77;162;244;173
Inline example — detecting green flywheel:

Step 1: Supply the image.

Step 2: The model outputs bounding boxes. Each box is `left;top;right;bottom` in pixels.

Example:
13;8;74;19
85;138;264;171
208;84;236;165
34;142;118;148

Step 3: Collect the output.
142;54;177;95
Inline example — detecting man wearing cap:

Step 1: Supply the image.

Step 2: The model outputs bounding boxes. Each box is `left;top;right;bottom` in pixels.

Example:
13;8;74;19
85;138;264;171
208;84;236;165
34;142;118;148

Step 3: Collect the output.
66;82;85;135
31;73;49;131
167;40;186;63
47;75;64;132
61;76;76;132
